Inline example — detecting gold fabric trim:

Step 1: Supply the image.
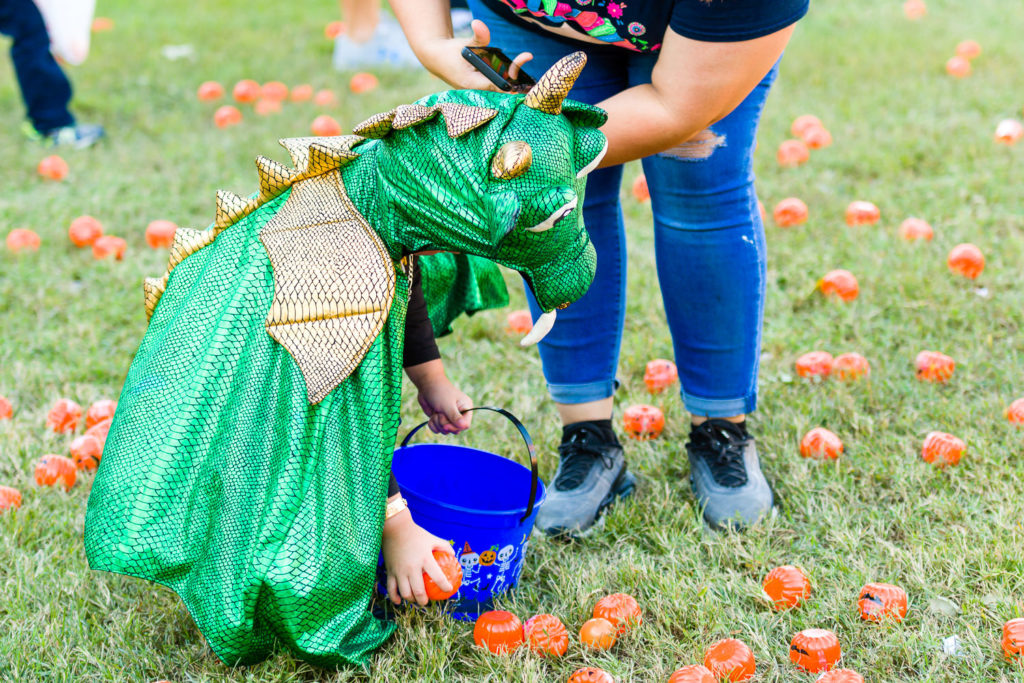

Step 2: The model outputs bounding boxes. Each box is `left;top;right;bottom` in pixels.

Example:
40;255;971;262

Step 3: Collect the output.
259;169;396;405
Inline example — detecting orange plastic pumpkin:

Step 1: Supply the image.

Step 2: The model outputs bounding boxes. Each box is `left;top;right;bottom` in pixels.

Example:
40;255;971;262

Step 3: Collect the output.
773;197;808;227
196;81;224;101
324;20;346;39
214;105;243;128
921;431;965;467
818;269;859;302
473;610;523;653
667;665;716;683
995;119;1024;146
290;84;314;102
86;400;116;428
795;351;833;379
915;350;954;383
945;56;970;78
593;593;643;634
800;428;843;460
791;115;823;138
423;549;462;601
832;353;870;381
505;309;533;335
34;455;77;490
644;359;678;394
1005;398;1024;425
311;115;343;137
777;139;810;167
232;79;261;103
568;668;615;683
703;638;755;682
858;582;908;622
790;629;841;673
314;89;337;107
145;220;178;249
947;243;984;279
0;395;12;420
898;217;933;241
524;613;569;657
92;235;127;260
955;40;981;60
632;174;650;202
260;81;289;101
349;72;379;94
816;669;864;683
86;417;113;448
844;201;880;226
903;0;926;19
91;16;114;31
763;565;811;610
802;126;832;150
622;404;665;441
579;617;618;650
7;228;41;252
254;98;282;116
0;486;22;511
46;398;82;433
1003;618;1024;661
38;155;69;181
71;434;103;470
69;215;103;247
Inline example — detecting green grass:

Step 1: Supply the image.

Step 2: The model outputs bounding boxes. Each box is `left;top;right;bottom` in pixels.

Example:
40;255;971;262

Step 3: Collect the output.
2;0;1023;680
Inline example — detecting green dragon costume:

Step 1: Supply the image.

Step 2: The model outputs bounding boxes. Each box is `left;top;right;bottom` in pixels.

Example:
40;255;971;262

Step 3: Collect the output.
84;53;607;668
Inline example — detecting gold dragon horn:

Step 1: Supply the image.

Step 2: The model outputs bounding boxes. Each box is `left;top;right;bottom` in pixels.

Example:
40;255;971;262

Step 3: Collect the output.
523;51;587;115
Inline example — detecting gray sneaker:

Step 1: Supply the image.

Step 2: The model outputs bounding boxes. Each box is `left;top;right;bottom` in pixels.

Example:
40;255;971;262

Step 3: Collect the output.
535;423;637;537
686;420;773;529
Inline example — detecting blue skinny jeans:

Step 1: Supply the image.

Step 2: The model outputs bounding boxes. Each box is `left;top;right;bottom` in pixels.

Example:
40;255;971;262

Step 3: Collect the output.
473;0;776;418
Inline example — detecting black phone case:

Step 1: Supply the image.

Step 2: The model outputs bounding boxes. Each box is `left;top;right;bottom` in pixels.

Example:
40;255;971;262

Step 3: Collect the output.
461;47;515;91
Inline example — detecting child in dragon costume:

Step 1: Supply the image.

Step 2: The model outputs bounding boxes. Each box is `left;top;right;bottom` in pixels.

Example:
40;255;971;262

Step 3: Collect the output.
83;53;608;668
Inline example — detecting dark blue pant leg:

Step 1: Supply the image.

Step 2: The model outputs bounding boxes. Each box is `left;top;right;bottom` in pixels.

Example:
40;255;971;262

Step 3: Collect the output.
0;0;75;132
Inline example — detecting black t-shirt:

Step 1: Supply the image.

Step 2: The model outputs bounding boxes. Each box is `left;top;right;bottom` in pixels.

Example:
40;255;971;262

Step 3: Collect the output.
480;0;809;52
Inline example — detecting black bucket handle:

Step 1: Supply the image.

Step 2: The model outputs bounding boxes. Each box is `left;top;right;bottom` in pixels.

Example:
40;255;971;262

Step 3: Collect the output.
399;406;539;524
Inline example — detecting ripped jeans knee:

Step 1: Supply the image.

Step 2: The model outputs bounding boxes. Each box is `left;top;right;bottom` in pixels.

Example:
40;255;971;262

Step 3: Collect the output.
657;128;726;161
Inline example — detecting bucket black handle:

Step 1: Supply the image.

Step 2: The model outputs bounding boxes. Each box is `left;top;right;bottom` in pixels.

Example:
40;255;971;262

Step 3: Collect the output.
399;406;539;524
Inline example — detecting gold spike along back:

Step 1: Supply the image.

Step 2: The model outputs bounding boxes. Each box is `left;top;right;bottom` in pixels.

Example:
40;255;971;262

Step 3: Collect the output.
353;109;397;138
524;51;587;115
214;190;253;231
143;275;168;321
436;103;499;137
256;156;297;202
167;228;216;271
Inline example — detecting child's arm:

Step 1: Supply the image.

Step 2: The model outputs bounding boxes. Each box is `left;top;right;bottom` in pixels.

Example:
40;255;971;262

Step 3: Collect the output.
403;257;473;433
381;497;455;605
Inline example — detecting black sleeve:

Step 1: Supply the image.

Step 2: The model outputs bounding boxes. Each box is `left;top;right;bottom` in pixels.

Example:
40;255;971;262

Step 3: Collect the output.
403;257;441;368
388;472;400;497
670;0;809;43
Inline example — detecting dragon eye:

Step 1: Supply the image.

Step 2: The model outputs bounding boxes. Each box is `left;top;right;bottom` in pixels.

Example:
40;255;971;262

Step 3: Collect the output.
526;197;578;233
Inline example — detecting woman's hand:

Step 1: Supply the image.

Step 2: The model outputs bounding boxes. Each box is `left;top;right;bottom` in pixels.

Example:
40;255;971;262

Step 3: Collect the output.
415;20;533;91
382;509;455;606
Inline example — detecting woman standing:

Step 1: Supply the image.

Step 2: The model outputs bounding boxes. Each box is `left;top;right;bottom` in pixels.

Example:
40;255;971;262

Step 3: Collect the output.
390;0;808;533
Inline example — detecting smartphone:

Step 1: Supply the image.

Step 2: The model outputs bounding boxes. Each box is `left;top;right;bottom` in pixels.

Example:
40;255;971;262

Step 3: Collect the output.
461;46;536;93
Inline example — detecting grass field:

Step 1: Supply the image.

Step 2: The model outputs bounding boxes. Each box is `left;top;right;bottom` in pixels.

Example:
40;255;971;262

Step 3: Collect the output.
2;0;1023;681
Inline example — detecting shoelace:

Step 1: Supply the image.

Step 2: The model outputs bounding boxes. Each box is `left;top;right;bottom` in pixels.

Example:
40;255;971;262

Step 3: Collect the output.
554;428;615;491
689;420;749;487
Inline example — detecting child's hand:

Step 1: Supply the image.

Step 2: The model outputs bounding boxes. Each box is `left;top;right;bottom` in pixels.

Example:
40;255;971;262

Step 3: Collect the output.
405;359;473;434
382;509;455;606
418;379;473;435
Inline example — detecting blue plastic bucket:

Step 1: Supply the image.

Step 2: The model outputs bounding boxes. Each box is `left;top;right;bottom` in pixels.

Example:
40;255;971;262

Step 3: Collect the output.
391;407;545;622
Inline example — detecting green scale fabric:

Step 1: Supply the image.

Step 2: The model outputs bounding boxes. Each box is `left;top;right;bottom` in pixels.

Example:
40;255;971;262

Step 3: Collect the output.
84;52;607;669
84;190;406;666
418;253;509;337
